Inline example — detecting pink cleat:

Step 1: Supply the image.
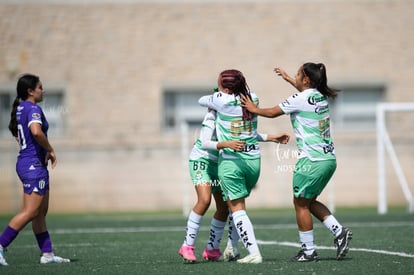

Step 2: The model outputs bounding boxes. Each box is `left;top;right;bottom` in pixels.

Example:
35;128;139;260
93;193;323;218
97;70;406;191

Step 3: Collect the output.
202;247;222;261
178;245;196;263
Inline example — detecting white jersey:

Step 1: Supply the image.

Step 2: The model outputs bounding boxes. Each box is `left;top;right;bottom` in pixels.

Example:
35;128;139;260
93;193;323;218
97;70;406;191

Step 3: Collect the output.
279;88;335;161
189;111;219;162
199;91;260;160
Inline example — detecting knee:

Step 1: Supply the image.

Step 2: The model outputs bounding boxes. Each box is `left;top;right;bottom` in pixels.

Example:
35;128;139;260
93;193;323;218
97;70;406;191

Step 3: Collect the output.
196;196;212;209
21;208;40;221
293;197;311;210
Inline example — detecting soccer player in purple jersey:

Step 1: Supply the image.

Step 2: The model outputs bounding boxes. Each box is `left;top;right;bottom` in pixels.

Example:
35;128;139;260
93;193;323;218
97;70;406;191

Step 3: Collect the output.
0;74;70;266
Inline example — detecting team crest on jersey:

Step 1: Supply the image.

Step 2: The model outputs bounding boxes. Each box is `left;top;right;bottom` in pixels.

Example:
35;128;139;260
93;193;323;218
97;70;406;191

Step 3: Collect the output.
38;179;46;190
32;113;41;119
195;171;203;181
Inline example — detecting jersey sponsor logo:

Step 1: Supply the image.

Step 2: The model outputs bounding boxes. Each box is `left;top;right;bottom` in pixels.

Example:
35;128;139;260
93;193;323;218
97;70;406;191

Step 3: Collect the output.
323;143;335;154
315;105;329;114
241;143;258;152
308;95;325;105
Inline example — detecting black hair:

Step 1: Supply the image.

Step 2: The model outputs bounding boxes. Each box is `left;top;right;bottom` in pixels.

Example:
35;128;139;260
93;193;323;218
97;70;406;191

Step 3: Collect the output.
8;74;40;137
302;63;339;99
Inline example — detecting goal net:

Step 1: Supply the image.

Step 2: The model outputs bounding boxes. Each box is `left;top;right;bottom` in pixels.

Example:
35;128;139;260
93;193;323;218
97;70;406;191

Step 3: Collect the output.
377;103;414;214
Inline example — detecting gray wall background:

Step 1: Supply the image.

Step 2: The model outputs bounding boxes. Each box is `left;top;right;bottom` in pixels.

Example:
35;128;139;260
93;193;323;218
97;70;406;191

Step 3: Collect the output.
0;0;413;214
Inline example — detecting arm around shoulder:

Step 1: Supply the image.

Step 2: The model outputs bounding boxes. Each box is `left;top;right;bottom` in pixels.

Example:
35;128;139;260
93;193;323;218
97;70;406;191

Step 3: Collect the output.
240;94;285;118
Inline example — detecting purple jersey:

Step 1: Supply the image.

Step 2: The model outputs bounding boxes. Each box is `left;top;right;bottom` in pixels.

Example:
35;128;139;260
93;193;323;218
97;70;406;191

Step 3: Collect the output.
16;101;49;163
15;101;50;195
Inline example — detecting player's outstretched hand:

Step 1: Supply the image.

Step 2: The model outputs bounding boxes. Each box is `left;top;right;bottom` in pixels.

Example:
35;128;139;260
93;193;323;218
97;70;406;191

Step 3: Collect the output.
274;67;289;79
267;133;290;144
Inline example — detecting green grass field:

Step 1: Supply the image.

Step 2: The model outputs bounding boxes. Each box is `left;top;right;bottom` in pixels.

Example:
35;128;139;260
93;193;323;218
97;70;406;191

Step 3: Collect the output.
0;207;413;275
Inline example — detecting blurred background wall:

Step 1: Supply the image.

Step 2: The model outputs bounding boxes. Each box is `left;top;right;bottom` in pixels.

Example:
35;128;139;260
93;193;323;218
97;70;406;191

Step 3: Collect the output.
0;0;413;214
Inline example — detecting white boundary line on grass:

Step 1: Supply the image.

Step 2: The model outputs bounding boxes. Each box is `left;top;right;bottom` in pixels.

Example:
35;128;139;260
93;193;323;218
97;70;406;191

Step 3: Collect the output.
17;221;413;259
256;240;414;258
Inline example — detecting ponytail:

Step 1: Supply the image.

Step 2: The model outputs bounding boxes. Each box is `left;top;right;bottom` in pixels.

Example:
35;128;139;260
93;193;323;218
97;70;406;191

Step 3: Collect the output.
303;63;339;99
8;97;20;137
8;73;39;137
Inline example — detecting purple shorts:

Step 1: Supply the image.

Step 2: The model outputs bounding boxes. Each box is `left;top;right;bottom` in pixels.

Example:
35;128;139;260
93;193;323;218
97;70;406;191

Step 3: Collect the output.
16;158;50;195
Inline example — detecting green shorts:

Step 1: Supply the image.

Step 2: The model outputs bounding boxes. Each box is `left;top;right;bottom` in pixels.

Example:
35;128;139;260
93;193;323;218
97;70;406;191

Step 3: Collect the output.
292;157;336;199
218;157;260;201
188;159;221;193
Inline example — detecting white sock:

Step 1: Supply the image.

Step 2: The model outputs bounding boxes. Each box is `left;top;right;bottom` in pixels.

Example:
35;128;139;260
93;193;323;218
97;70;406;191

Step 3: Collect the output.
227;213;240;248
232;210;260;255
183;210;203;246
299;230;315;255
207;218;226;249
42;252;54;257
323;215;343;237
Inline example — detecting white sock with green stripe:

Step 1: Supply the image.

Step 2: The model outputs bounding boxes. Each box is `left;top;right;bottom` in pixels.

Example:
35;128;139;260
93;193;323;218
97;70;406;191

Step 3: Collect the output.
183;210;203;246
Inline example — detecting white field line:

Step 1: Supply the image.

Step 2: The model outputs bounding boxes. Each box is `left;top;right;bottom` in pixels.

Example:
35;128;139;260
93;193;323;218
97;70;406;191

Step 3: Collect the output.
256;240;414;258
16;221;414;258
40;220;414;235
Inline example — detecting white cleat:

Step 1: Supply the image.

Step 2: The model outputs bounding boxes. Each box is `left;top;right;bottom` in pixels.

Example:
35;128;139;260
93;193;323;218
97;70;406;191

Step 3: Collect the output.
237;252;262;264
40;254;70;264
223;246;240;262
0;249;8;266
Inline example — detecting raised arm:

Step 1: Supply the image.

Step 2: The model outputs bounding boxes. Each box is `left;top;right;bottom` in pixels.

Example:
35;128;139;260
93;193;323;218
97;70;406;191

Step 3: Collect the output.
240;94;285;118
274;67;299;91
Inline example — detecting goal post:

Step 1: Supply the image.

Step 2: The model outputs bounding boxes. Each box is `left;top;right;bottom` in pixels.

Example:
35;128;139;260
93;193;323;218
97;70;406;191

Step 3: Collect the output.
376;102;414;214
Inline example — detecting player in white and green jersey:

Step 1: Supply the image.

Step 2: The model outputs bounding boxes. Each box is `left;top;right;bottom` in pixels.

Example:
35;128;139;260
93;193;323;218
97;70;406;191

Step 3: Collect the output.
241;63;352;262
179;109;246;263
199;69;283;264
180;106;289;263
279;88;335;162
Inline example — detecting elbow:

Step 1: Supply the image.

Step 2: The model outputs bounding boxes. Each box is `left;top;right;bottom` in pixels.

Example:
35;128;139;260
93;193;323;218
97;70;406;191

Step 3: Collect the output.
31;130;42;139
200;141;208;150
268;107;283;118
198;96;208;107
